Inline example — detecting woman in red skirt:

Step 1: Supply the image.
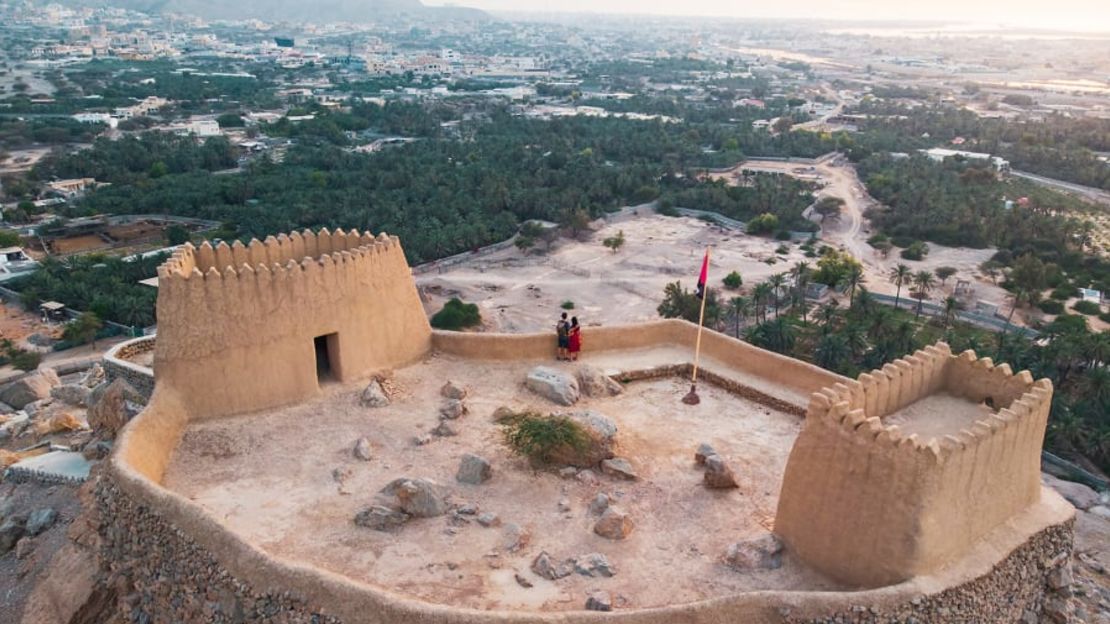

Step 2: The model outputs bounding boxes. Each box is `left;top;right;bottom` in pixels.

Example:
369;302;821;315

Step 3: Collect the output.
568;316;582;361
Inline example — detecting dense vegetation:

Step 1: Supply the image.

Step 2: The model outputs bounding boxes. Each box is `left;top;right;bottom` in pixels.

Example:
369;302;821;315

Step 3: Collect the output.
660;173;817;232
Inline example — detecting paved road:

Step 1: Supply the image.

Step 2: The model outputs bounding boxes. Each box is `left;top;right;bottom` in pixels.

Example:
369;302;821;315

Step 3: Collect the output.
1012;171;1110;207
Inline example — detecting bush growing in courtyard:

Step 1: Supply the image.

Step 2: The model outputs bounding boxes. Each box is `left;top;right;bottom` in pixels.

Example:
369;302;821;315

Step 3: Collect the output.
501;411;587;465
430;297;481;330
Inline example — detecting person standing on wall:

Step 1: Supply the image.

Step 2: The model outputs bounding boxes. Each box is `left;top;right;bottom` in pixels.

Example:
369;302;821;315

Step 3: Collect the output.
556;312;570;361
568;316;582;361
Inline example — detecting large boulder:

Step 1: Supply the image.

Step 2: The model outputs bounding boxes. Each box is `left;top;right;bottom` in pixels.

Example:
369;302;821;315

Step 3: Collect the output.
532;551;574;580
354;505;410;532
1044;475;1100;511
593;507;633;540
440;381;468;400
87;379;143;438
0;369;60;410
50;384;91;408
377;478;450;518
525;366;580;406
359;380;390;408
548;411;618;467
725;534;784;571
576;365;623;398
456;453;492;485
704;455;739;489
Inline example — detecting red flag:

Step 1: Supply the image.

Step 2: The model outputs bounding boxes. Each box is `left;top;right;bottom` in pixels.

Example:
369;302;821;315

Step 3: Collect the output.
695;249;709;299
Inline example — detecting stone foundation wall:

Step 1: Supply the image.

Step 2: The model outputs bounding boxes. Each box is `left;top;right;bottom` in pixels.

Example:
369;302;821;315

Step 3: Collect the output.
103;336;155;402
95;474;1075;624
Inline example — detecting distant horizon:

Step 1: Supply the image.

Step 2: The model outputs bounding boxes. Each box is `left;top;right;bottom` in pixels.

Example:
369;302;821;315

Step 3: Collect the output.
426;1;1110;34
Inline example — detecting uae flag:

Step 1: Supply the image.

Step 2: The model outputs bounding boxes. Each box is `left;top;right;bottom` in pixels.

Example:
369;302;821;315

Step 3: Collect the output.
695;249;709;299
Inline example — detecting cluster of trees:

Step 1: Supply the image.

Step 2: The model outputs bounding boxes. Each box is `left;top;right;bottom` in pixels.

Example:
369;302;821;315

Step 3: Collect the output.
0;117;105;150
32;133;237;186
659;173;817;232
852;100;1110;190
10;254;162;328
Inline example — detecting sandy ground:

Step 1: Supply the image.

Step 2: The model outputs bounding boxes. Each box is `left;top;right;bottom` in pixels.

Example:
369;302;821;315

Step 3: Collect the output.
0;303;58;347
162;353;842;612
418;211;813;333
884;393;995;440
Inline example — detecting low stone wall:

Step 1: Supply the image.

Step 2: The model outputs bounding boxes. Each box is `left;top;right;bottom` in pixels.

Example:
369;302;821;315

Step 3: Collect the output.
103;336;155;401
617;363;806;417
96;470;1075;624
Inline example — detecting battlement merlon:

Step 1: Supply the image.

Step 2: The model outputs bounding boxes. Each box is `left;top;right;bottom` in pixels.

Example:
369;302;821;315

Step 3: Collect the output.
777;342;1054;588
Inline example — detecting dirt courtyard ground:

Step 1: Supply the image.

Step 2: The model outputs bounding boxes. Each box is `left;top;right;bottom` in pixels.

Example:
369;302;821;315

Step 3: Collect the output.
162;354;841;612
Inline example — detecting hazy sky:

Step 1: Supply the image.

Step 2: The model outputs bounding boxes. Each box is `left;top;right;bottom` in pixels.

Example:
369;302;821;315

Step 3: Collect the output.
429;0;1110;32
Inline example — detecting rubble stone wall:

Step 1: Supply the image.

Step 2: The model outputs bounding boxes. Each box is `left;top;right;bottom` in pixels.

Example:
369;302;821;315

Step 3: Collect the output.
103;336;155;401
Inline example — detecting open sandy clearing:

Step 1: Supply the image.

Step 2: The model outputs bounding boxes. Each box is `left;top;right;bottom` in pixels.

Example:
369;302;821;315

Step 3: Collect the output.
161;354;842;612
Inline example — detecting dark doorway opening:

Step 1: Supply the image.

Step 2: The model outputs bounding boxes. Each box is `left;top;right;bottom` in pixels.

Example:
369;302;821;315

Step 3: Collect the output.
314;333;337;383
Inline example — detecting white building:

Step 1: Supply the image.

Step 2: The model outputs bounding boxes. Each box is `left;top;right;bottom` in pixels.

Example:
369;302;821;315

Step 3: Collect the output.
921;148;1010;173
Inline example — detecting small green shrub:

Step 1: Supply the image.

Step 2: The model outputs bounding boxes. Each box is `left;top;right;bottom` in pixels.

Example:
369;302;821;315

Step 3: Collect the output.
746;213;779;236
501;412;588;465
1100;312;1110;324
10;350;41;372
1073;300;1101;316
722;271;743;290
1051;285;1079;301
900;241;929;261
1037;299;1064;315
560;300;575;310
430;297;481;330
775;244;790;255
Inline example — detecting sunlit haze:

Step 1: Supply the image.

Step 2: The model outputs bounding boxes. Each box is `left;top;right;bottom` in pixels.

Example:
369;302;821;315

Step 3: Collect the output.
429;0;1110;32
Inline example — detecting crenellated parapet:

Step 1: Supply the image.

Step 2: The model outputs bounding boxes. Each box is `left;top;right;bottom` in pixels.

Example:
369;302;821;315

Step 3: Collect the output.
776;342;1053;588
153;228;431;420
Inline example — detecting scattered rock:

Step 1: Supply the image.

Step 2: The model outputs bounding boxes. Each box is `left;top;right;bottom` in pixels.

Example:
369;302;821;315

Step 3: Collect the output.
532;551;575;580
82;440;113;460
585;591;613;612
1048;563;1074;592
601;457;638;480
695;442;716;465
1043;596;1072;624
502;522;530;552
332;467;353;484
354;505;410;532
14;536;33;560
576;365;623;398
456;453;492;485
79;363;105;388
412;434;432;446
514;572;534;588
703;455;739;489
23;398;52;418
525;366;580;406
26;508;57;536
558;498;571;512
574;552;616;577
378;478;450;518
1046;477;1101;511
0;517;26;554
456;503;479;515
559;467;578;478
441;381;468;400
359;380;390;408
589;493;610;516
50;384;91;408
477;512;500;528
439;399;467;420
0;369;60;409
432;421;458;437
593;507;633;540
576;469;600;486
549;411;617;467
1089;505;1110;520
87;379;142;438
353;437;373;461
725;534;784;571
491;406;517;423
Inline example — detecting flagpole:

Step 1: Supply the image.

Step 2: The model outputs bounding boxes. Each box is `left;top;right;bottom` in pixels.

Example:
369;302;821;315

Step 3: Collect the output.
683;246;710;405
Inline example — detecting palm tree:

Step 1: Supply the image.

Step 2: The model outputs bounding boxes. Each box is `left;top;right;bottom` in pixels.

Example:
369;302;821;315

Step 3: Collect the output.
1080;366;1110;406
815;333;850;372
845;264;865;306
767;273;787;319
912;270;936;318
942;296;959;329
727;296;752;338
752;283;773;324
792;261;811;306
889;264;911;310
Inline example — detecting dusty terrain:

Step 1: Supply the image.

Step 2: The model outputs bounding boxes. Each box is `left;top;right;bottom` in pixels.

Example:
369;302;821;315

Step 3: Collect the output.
418;211;814;333
884;393;995;440
162;353;841;612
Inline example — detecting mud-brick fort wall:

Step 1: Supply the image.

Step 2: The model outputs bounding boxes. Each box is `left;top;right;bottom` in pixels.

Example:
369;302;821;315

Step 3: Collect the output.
775;344;1054;588
154;229;431;419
